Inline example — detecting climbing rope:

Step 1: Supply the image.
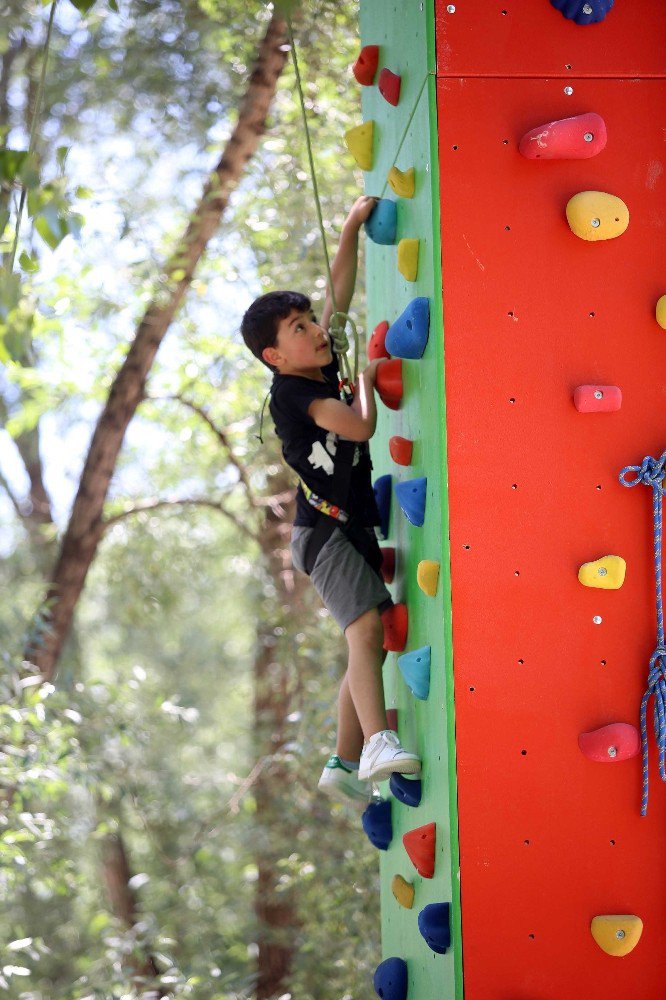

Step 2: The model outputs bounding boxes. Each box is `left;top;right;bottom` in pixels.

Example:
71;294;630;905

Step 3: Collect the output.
285;15;357;386
618;449;666;815
285;16;430;388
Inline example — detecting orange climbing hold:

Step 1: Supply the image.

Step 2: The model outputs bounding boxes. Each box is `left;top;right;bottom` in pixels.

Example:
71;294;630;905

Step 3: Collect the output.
389;436;413;466
403;822;436;879
352;45;379;86
590;915;643;957
368;320;391;361
376;359;403;410
391;874;415;909
382;603;408;652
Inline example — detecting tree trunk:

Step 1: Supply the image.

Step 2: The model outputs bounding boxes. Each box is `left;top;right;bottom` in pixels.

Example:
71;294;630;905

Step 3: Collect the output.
25;12;290;680
253;468;309;999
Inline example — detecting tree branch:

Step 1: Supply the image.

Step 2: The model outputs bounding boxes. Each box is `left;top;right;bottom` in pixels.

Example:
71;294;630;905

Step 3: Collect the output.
102;496;259;544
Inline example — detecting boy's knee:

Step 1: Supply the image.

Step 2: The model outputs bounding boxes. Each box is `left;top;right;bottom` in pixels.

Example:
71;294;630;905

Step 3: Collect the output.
345;607;384;646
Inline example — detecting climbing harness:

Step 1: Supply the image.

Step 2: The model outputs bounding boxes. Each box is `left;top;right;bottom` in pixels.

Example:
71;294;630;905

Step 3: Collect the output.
618;448;666;815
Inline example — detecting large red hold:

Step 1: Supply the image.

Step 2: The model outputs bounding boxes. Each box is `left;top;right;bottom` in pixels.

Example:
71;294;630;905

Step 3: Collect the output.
368;320;391;360
403;822;436;879
379;68;402;106
352;45;379;86
519;112;607;159
376;359;403;410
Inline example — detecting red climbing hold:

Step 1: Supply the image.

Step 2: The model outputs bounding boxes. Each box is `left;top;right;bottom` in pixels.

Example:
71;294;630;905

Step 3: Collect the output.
519;112;607;160
380;546;396;584
378;68;401;106
573;385;622;413
376;359;403;411
403;822;436;879
368;320;391;361
386;708;398;732
578;723;640;763
352;45;379;86
389;436;413;466
382;603;408;652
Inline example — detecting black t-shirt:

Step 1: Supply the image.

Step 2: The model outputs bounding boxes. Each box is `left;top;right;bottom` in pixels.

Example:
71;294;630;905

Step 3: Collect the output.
269;360;381;528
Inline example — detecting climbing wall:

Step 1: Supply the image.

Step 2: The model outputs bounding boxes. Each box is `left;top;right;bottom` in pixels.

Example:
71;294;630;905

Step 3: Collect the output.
354;0;666;998
436;1;666;997
356;2;462;998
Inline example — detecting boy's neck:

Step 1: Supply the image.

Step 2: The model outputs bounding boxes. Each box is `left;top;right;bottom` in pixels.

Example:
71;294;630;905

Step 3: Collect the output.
276;364;326;382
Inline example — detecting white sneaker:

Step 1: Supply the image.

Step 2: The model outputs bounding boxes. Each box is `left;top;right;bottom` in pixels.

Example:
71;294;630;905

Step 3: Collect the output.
358;730;421;782
318;754;373;803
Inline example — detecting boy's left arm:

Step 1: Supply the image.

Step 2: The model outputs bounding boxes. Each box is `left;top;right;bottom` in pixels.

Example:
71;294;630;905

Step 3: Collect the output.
320;196;377;333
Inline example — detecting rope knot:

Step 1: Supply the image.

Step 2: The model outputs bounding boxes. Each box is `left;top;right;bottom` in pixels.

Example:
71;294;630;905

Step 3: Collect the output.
619;450;666;492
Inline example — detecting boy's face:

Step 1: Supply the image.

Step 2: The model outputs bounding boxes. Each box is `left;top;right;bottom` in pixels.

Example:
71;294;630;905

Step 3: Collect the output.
263;308;333;377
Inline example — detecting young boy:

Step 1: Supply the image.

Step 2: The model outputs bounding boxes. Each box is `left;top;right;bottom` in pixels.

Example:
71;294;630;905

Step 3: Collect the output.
241;196;421;803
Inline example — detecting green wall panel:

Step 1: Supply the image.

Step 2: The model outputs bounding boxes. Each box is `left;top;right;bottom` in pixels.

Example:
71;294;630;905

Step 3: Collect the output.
358;3;461;997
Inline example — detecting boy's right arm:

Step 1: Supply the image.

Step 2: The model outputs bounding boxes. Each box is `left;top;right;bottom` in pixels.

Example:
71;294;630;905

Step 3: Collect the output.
307;360;382;442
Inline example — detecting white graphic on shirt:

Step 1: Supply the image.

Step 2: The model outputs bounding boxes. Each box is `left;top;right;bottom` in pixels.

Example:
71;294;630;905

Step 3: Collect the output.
308;431;361;477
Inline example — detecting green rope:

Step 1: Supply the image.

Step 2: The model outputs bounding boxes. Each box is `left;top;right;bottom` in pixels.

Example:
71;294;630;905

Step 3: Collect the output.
379;72;430;200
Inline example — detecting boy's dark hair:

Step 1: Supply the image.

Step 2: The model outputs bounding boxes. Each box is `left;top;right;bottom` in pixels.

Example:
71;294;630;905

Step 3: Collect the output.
240;290;312;372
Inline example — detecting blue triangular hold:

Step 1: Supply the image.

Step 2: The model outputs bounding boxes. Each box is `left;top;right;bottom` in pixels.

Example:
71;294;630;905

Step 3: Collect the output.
373;957;408;1000
362;799;392;851
374;474;392;540
418;902;451;954
398;646;431;700
385;297;430;359
389;772;422;808
395;477;427;527
365;198;398;245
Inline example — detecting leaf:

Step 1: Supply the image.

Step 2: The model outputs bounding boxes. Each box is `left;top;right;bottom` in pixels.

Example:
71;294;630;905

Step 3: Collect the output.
0;270;21;321
0;148;28;183
67;0;98;12
18;251;39;274
55;146;70;171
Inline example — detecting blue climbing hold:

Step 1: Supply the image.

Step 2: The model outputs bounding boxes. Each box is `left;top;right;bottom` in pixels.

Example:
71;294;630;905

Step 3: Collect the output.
365;199;398;245
549;0;614;24
385;298;430;359
362;799;392;851
398;646;431;701
373;957;408;1000
390;772;422;808
374;474;392;539
418;902;451;954
395;477;427;527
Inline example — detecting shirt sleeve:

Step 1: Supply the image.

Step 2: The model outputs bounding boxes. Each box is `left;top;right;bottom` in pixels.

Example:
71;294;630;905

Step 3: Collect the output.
271;375;336;426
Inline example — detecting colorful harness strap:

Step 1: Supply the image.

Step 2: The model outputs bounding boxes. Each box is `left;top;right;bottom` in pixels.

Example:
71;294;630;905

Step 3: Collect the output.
619;448;666;815
300;480;349;524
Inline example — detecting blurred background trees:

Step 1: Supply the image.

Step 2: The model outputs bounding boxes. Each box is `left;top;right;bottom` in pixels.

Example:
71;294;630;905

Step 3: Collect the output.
0;1;380;997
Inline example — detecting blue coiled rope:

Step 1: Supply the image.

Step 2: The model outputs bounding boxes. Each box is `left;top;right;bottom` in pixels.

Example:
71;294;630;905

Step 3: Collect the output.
618;449;666;815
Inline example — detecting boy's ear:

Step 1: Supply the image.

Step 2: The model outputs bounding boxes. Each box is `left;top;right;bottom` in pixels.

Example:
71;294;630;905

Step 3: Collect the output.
262;345;281;368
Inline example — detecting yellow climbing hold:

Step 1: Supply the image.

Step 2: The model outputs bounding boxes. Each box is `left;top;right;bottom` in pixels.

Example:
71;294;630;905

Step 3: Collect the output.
590;915;643;957
656;294;666;330
397;239;419;281
578;555;626;590
565;191;629;241
388;166;415;199
417;560;440;597
391;874;415;909
344;121;374;171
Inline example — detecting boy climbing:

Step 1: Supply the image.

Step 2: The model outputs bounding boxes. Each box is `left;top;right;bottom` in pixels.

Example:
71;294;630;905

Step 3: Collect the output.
241;195;421;802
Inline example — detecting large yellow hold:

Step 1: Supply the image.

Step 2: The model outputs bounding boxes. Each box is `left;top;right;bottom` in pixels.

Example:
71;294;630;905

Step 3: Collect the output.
566;191;629;241
417;560;440;597
578;555;626;589
590;915;643;957
397;238;419;281
343;121;374;171
388;166;415;199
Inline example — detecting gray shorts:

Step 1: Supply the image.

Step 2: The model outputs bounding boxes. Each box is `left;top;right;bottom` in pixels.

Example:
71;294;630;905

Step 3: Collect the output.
291;525;393;633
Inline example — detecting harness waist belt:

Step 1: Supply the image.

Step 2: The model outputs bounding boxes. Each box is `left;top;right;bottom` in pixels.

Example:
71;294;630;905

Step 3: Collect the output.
300;480;350;524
